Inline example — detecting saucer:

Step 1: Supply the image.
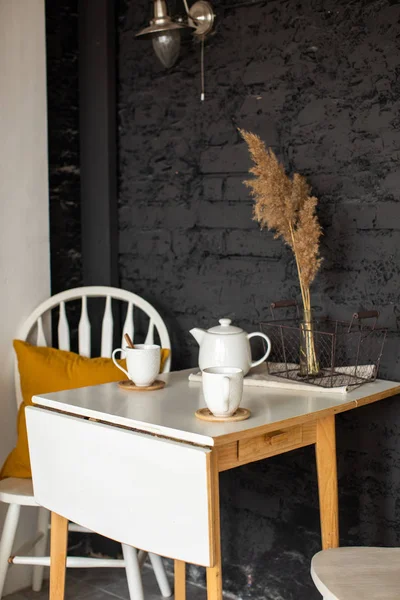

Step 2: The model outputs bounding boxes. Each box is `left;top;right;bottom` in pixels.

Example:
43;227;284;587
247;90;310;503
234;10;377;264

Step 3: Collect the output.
195;407;250;422
117;379;166;392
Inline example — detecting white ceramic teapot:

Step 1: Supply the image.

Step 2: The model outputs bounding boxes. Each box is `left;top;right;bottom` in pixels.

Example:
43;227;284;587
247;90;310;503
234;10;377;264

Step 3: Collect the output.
190;318;271;376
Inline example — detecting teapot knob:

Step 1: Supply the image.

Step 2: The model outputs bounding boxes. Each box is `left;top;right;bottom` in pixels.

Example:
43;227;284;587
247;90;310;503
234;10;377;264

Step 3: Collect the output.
219;318;232;327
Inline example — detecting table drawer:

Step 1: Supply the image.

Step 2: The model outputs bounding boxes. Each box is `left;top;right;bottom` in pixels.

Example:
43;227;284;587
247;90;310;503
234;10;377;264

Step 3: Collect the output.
238;423;315;463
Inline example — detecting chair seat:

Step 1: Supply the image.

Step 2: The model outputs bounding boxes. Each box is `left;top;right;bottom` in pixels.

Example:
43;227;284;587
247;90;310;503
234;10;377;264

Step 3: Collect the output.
311;547;400;600
0;477;37;506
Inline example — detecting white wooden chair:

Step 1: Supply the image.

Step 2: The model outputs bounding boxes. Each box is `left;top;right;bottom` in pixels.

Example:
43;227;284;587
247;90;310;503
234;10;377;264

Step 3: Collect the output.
311;546;400;599
0;286;172;599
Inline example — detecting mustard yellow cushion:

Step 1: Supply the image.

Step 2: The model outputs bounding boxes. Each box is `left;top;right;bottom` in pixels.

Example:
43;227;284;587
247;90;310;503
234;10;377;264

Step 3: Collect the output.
1;340;158;480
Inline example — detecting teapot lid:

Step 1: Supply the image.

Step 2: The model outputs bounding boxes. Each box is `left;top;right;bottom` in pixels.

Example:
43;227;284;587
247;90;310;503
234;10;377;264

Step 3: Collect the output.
208;318;243;335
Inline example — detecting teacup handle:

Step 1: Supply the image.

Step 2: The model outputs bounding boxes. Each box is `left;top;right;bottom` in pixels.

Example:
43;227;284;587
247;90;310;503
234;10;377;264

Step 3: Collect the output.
222;376;230;413
112;348;130;379
248;332;272;368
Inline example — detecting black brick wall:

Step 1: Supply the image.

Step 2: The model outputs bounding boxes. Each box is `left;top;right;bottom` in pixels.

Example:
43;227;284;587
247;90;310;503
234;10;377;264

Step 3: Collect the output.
47;0;400;597
117;0;400;380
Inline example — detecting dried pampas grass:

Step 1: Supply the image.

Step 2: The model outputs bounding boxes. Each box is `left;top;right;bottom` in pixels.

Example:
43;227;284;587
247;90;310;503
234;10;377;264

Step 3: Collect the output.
239;129;322;314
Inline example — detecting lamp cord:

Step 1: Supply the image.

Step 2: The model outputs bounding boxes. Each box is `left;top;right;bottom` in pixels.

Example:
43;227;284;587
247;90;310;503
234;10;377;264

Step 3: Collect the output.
200;37;205;101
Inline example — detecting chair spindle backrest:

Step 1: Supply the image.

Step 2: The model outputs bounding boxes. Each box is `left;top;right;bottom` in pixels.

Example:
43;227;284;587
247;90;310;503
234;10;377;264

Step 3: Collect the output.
14;286;171;408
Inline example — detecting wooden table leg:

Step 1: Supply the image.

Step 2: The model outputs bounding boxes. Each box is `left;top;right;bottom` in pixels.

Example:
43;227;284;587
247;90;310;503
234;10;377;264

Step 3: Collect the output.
50;512;68;600
206;451;222;600
174;560;186;600
316;415;339;549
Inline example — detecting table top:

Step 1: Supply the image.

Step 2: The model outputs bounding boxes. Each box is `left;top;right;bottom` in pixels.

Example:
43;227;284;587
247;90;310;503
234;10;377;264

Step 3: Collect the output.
32;369;400;447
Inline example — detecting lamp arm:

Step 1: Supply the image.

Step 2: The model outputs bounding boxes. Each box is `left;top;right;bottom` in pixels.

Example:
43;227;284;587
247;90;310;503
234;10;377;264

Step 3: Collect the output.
182;0;202;27
182;0;191;14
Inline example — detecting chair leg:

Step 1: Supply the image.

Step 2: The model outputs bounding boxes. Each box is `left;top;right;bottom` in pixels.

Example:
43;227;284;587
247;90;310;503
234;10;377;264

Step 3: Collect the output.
0;504;21;599
138;549;148;569
32;507;50;592
122;544;144;600
149;553;172;597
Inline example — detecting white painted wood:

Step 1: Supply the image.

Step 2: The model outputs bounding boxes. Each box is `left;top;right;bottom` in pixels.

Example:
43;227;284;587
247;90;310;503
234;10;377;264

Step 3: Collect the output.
68;523;94;533
138;550;147;568
14;286;171;409
0;504;21;598
78;296;91;357
36;317;47;347
32;371;400;448
148;553;172;597
13;557;126;568
0;479;38;507
17;286;171;356
57;302;70;351
122;303;134;348
145;319;155;345
26;407;212;566
122;546;144;600
15;286;171;401
101;296;114;358
311;547;400;600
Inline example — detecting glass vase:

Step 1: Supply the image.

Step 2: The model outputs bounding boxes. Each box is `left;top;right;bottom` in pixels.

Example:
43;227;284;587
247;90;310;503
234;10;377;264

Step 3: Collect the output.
299;309;320;377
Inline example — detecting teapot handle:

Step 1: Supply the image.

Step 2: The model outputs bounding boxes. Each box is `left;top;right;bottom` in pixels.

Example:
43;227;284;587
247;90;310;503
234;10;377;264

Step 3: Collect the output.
247;332;271;369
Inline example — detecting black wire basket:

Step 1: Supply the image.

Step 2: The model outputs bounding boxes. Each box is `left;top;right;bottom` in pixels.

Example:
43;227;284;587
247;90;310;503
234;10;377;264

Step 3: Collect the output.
260;300;387;390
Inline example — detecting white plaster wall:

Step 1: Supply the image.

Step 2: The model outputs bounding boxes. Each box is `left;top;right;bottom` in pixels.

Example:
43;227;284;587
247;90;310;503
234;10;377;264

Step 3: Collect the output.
0;0;50;594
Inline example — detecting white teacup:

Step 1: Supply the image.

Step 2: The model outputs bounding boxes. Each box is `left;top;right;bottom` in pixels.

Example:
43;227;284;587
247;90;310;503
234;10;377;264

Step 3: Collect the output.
202;367;244;417
112;344;161;387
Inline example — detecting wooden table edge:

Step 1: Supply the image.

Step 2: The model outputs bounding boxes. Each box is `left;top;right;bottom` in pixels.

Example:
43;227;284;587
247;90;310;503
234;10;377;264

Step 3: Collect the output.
32;383;400;451
212;384;400;447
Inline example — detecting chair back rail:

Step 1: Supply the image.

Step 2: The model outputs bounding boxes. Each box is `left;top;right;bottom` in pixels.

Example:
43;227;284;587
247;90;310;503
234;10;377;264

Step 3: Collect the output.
122;302;134;350
14;286;171;408
101;295;113;359
78;296;91;357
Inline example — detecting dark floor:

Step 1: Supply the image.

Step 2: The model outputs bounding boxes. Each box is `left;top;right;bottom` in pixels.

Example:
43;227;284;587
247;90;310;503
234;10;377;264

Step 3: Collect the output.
5;565;206;600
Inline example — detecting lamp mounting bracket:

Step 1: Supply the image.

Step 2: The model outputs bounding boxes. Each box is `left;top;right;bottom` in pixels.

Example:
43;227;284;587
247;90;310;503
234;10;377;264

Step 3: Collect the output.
188;0;215;37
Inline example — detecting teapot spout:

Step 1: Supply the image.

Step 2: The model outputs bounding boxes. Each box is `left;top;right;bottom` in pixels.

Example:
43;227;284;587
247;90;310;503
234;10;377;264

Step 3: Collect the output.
189;327;206;346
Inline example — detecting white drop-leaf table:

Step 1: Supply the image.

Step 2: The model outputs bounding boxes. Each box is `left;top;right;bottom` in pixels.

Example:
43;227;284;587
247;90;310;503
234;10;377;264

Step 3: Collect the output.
26;368;400;600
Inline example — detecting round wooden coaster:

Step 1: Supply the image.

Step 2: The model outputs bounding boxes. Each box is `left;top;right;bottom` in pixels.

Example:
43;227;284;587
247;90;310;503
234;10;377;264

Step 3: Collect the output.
117;379;166;392
195;407;251;422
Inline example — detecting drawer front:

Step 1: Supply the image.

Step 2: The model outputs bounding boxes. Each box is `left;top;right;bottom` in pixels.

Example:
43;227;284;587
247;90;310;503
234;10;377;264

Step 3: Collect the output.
238;423;315;464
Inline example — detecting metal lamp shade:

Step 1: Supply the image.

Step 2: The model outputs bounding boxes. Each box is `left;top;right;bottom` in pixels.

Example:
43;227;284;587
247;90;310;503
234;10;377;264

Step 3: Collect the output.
136;0;189;68
135;19;186;38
